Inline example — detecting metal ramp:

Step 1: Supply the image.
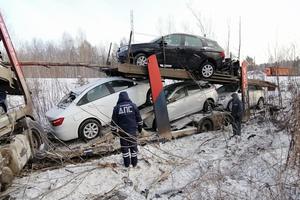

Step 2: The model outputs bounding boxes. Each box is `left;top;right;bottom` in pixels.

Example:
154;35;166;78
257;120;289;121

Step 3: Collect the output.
116;63;240;84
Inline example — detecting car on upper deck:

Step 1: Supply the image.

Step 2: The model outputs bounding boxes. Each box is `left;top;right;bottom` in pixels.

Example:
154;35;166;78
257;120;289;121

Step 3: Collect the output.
117;33;225;78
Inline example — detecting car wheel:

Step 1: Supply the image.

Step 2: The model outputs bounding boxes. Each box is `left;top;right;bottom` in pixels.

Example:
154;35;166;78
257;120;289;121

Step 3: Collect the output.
203;99;214;112
146;90;153;105
25;118;48;159
200;62;215;78
134;53;148;66
79;119;101;140
257;98;264;110
198;119;213;133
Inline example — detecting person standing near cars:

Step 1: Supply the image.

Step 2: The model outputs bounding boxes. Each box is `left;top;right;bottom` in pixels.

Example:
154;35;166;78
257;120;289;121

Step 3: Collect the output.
231;93;243;136
111;91;143;168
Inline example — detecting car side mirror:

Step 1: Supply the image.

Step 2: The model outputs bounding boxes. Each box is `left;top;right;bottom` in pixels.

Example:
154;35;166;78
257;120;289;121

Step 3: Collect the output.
159;41;167;47
168;97;177;103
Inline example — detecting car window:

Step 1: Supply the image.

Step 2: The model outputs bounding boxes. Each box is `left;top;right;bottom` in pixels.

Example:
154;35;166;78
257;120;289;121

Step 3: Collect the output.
203;39;221;49
78;84;111;105
164;84;182;99
184;36;202;47
107;80;135;93
163;34;181;46
171;88;186;100
217;85;238;93
58;92;77;108
186;84;201;95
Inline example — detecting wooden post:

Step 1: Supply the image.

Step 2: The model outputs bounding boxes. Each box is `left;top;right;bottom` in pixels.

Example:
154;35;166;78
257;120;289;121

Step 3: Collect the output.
147;55;172;140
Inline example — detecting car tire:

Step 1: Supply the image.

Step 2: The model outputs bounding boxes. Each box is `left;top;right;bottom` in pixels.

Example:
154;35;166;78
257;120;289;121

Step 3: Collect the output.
203;99;214;112
257;98;264;110
198;119;213;133
134;53;148;66
200;62;215;78
79;119;101;140
146;90;153;105
25;118;48;159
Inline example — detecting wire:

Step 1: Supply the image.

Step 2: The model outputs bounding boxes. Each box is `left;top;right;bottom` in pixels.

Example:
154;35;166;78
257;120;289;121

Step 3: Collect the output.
77;103;189;161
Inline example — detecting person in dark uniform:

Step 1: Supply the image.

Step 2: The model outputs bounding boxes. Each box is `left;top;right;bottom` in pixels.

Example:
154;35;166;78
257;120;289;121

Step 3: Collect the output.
231;93;243;136
111;91;143;168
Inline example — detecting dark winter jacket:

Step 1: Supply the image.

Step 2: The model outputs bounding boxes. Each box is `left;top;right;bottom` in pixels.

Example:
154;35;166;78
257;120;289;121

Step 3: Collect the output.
0;91;7;113
231;95;243;118
111;92;143;136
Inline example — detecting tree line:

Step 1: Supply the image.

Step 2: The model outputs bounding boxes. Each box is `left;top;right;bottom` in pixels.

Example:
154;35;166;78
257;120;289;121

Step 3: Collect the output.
11;32;121;78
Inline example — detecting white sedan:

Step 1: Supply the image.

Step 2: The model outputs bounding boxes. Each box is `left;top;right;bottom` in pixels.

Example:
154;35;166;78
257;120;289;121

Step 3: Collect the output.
143;81;218;129
46;77;150;141
217;84;265;110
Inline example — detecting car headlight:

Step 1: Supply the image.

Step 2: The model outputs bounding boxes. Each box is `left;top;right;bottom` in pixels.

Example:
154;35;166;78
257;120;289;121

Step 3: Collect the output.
120;45;128;52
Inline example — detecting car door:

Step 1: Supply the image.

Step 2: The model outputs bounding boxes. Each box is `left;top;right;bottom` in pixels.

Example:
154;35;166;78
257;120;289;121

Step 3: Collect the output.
253;86;264;105
167;87;188;120
182;35;206;68
160;34;183;67
248;85;256;107
185;84;206;113
77;83;113;124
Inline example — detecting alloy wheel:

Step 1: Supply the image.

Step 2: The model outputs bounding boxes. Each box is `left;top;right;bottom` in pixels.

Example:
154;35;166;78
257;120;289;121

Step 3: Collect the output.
83;122;99;139
136;56;148;66
201;64;214;78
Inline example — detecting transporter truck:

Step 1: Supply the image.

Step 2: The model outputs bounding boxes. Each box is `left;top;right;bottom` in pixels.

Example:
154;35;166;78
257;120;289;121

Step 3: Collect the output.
0;13;46;191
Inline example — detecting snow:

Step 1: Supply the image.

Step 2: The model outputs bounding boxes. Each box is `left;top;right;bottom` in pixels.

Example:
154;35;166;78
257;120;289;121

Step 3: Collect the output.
7;117;298;200
3;75;299;199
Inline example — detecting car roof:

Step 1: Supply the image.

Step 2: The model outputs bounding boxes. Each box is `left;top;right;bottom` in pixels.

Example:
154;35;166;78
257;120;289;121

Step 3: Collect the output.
72;77;132;94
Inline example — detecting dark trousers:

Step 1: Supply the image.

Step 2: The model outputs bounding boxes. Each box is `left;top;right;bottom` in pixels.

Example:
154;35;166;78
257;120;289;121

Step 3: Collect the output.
232;116;242;136
120;136;138;167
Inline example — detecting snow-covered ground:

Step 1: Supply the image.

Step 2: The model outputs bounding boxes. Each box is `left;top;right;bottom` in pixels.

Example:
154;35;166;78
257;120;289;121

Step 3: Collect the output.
3;76;298;199
7;117;298;200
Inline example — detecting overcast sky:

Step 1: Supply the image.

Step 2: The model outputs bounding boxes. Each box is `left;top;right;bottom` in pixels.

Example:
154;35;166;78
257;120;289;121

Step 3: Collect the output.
0;0;299;64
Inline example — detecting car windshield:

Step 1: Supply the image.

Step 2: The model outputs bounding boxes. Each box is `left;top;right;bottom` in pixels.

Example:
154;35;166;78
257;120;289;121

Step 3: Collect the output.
58;92;77;108
217;85;239;93
164;85;179;99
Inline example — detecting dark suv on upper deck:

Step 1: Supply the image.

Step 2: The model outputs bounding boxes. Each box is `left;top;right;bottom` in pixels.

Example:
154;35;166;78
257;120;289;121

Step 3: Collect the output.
117;33;225;78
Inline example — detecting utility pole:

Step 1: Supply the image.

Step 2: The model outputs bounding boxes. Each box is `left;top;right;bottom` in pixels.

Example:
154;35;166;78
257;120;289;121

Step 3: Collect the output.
226;20;230;57
130;10;134;43
238;16;241;60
